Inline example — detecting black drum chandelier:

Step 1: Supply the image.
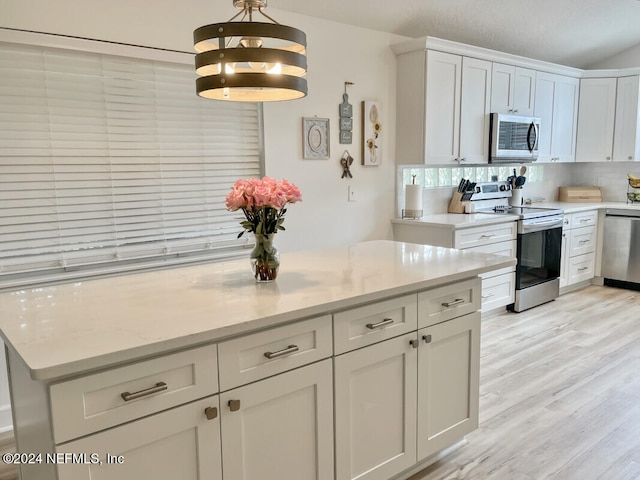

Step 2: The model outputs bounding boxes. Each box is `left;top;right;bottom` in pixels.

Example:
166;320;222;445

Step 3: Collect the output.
194;0;308;102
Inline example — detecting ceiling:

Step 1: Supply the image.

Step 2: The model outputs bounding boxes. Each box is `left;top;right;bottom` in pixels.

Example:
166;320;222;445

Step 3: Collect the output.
273;0;640;69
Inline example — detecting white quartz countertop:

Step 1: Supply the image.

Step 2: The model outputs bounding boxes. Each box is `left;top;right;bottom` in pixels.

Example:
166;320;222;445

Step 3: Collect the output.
392;213;519;229
535;201;640;214
0;240;515;381
393;201;640;229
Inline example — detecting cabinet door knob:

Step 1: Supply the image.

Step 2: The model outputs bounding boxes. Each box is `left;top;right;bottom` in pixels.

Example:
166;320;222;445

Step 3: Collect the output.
409;339;419;349
204;406;218;420
422;334;432;344
228;399;241;412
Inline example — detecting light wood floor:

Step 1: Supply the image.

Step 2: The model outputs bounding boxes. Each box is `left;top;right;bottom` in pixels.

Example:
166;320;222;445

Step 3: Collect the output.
410;284;640;480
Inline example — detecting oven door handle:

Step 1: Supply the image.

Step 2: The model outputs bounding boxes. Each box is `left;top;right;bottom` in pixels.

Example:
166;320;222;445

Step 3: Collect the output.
521;218;564;233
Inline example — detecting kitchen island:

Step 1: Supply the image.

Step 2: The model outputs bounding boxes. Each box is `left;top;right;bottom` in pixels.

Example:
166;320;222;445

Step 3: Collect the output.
0;240;516;480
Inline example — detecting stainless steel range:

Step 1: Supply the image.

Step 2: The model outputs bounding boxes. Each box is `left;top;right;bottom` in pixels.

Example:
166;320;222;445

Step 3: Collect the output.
474;182;564;312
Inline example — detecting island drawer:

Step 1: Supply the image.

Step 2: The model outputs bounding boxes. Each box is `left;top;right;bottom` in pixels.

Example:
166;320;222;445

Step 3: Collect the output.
218;315;332;391
50;344;219;444
418;278;481;328
333;294;417;354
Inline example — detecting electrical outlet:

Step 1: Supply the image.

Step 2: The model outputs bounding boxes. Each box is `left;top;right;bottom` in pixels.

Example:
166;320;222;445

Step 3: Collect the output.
348;186;356;202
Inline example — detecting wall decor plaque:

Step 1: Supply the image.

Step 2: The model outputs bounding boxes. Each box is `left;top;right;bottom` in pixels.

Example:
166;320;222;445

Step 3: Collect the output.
302;117;330;160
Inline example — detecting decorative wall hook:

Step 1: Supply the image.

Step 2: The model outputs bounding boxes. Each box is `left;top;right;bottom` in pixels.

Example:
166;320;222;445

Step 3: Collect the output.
340;150;353;178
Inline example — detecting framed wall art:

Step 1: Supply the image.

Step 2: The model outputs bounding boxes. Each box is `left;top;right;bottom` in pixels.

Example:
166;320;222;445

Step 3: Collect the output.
362;101;382;166
302;117;330;160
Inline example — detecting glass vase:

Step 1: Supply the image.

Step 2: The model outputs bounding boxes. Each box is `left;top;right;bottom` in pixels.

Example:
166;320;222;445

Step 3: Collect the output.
250;233;280;282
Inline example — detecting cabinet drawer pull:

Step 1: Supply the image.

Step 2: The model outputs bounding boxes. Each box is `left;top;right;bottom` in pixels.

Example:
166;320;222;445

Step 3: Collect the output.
264;345;299;359
578;239;590;244
481;293;495;299
579;219;590;223
441;298;465;308
479;234;495;239
365;318;394;330
578;266;589;272
204;406;218;420
121;382;167;402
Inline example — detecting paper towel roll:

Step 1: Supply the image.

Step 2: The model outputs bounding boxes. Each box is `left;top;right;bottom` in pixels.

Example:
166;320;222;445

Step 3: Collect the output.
405;184;423;211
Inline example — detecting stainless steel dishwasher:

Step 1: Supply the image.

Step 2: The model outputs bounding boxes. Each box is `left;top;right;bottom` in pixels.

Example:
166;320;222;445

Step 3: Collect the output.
602;208;640;289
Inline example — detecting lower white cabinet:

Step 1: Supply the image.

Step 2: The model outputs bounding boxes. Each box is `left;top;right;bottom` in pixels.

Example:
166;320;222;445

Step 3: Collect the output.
57;396;223;480
417;312;480;460
334;311;481;480
220;359;334;480
334;333;418;480
392;220;517;312
560;211;597;289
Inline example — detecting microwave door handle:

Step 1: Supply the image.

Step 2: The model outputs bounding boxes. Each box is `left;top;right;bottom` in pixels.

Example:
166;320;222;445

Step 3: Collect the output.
532;122;539;151
527;122;535;153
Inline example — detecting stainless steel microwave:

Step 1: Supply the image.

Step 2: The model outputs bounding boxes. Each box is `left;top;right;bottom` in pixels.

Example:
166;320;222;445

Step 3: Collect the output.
489;113;540;163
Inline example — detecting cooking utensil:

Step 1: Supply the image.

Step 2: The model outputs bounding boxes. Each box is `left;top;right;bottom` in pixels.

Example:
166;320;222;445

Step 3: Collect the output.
520;166;527;176
514;176;526;188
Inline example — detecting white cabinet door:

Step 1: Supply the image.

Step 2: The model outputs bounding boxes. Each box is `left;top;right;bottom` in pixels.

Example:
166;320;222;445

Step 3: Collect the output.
535;72;580;163
220;359;334;480
534;73;555;163
417;312;480;461
334;333;418;480
576;77;617;162
425;50;462;164
491;63;536;116
459;57;492;164
551;75;580;163
613;75;640;162
57;396;222;480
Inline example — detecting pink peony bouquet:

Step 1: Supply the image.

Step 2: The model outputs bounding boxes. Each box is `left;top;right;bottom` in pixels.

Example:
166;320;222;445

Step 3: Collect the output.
225;176;302;238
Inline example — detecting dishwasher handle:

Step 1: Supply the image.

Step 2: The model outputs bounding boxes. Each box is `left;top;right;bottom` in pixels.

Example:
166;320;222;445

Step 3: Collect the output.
605;209;640;218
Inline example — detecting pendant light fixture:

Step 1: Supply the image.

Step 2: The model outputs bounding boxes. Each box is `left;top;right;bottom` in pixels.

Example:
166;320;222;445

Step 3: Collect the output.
194;0;307;102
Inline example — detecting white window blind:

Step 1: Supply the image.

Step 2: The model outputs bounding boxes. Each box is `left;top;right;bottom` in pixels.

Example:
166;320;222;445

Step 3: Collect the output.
0;40;262;288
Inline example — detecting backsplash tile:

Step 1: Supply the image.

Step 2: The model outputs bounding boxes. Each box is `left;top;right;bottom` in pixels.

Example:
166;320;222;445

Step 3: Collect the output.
396;162;640;216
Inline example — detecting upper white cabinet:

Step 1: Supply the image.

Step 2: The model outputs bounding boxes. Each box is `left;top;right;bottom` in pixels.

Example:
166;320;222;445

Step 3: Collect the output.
576;75;640;163
396;49;491;165
491;63;536;116
613;76;640;162
575;78;617;162
534;72;580;163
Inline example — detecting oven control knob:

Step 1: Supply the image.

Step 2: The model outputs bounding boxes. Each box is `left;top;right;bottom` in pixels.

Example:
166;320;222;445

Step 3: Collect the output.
475;186;481;193
499;185;506;191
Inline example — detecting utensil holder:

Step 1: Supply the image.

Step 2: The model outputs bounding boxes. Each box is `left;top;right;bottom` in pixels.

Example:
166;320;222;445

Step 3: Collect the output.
510;189;523;206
